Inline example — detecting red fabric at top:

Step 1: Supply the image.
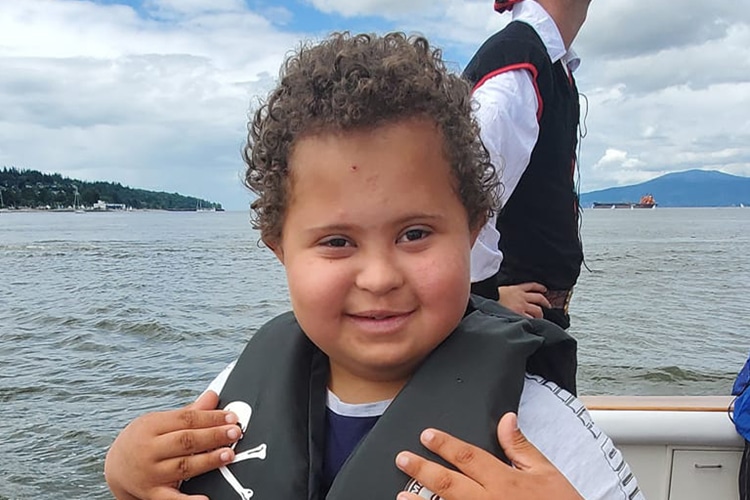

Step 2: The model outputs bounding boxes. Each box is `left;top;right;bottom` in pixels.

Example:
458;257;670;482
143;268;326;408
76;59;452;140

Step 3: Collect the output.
494;0;524;14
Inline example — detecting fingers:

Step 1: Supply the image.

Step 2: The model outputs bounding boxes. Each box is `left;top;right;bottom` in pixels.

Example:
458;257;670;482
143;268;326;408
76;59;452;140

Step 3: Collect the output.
149;406;238;436
149;485;211;500
189;390;220;411
523;303;544;319
497;284;551;317
130;405;242;462
535;295;552;309
517;282;547;293
496;413;584;500
158;447;236;484
527;293;551;309
395;450;477;500
395;429;496;499
496;412;547;471
161;422;243;459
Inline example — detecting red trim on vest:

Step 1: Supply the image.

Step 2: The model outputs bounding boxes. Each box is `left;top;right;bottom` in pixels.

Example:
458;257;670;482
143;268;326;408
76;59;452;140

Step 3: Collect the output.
472;63;543;122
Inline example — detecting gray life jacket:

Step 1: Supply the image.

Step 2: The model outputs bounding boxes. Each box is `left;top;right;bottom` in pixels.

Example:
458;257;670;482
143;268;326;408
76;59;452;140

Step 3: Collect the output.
180;295;576;500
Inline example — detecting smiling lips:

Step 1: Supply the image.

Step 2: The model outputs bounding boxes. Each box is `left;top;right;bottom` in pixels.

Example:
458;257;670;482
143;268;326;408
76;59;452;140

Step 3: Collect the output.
346;310;415;335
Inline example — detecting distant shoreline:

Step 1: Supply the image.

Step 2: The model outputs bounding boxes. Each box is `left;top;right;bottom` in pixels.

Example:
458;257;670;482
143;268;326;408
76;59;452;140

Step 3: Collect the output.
0;206;744;214
0;207;197;213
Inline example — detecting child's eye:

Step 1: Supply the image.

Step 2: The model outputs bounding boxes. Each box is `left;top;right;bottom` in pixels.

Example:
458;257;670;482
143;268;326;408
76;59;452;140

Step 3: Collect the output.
321;237;350;248
398;228;430;243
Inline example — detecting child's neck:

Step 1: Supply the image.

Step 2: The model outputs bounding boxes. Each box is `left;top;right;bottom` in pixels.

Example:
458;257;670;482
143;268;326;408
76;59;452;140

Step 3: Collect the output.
328;367;407;404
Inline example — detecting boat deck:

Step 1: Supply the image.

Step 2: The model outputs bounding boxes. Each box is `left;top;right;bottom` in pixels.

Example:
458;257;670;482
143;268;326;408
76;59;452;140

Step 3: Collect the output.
581;395;734;412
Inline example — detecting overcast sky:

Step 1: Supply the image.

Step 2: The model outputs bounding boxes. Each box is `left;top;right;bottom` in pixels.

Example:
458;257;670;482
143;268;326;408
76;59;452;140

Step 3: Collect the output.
2;0;748;210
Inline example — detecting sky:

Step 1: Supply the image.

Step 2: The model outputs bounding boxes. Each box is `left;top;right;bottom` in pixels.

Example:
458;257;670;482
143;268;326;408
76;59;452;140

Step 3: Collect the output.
1;0;749;210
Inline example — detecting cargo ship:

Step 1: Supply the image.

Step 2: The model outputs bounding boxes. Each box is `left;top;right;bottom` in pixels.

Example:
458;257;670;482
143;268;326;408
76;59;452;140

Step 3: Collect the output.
592;194;657;209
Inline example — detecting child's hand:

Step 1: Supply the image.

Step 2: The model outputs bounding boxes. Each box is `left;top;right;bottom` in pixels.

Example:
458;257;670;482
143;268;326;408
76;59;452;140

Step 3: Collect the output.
394;412;583;500
104;390;241;500
498;283;551;319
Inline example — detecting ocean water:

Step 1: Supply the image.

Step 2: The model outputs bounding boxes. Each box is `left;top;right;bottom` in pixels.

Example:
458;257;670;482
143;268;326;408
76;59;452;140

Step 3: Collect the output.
1;208;748;499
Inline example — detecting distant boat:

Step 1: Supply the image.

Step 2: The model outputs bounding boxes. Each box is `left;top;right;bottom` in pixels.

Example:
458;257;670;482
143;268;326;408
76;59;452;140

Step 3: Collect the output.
73;187;85;213
592;194;657;209
196;201;216;213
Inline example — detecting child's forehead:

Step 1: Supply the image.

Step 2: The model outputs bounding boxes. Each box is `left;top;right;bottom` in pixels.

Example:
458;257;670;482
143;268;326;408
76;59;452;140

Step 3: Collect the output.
287;119;454;190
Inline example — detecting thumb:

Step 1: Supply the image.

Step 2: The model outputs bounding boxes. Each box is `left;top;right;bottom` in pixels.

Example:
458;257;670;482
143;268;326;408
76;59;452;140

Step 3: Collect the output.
497;412;548;471
521;282;548;293
189;389;220;411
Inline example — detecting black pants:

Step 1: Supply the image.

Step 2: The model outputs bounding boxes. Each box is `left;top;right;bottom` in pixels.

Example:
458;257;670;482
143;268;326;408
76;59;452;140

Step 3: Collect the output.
741;439;750;500
543;307;570;330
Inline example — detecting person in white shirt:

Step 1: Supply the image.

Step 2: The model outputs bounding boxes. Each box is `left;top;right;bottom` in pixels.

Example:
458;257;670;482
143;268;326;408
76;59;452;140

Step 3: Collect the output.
466;0;591;330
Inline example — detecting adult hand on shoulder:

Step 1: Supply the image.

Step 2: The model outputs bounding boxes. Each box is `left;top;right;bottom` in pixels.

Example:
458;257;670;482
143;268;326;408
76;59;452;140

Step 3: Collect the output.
498;283;551;319
394;412;583;500
104;390;240;500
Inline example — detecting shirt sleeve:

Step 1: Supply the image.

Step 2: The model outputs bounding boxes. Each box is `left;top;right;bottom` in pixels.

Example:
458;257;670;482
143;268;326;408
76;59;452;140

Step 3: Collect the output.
469;69;540;283
518;374;645;500
473;69;540;207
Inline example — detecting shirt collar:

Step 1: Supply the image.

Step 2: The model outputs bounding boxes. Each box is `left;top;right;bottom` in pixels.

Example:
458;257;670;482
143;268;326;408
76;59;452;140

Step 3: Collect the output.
512;0;580;72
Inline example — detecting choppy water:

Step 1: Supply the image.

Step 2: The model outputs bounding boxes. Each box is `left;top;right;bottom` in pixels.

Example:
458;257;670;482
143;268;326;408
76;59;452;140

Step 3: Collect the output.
1;208;749;499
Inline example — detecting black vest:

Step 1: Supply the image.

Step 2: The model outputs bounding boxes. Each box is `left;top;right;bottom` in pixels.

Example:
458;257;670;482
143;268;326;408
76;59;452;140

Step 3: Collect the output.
464;21;583;291
181;296;576;499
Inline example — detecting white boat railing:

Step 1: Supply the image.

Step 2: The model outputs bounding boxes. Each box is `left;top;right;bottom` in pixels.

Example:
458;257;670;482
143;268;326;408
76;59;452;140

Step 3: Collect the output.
581;396;743;500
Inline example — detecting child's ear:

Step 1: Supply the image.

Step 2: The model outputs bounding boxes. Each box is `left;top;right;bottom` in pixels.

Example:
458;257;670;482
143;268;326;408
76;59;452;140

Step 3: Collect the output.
266;239;285;264
469;224;482;247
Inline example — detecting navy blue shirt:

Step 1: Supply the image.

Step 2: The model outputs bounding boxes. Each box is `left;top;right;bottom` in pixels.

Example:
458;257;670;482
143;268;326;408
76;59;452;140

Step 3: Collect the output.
321;407;380;494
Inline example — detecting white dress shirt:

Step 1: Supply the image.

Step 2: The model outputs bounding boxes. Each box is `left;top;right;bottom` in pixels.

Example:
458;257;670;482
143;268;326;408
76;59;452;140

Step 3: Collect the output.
470;0;581;283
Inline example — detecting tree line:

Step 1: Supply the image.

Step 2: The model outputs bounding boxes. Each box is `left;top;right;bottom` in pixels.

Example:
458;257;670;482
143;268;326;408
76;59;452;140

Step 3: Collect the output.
0;167;222;211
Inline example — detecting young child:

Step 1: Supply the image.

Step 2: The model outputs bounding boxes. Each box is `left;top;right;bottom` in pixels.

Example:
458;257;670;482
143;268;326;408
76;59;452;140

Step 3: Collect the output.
104;32;642;500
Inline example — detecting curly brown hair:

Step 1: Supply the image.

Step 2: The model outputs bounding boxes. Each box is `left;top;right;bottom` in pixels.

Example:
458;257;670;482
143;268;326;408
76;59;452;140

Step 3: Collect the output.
243;31;499;246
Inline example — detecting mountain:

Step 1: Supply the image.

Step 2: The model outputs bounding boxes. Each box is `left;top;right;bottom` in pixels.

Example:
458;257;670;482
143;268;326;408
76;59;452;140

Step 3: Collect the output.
580;170;750;208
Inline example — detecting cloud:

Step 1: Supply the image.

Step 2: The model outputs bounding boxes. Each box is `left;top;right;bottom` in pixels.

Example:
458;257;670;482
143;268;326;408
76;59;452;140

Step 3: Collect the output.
578;0;749;59
304;0;435;18
0;0;303;208
1;0;749;207
593;149;645;171
570;0;750;192
143;0;247;17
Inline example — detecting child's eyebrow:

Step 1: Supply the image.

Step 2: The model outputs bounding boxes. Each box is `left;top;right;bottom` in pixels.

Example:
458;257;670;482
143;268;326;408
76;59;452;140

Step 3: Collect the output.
391;213;445;225
305;214;446;234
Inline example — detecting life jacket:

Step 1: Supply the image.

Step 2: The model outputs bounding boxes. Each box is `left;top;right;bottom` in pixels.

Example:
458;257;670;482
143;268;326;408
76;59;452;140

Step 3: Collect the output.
180;295;577;499
733;353;750;441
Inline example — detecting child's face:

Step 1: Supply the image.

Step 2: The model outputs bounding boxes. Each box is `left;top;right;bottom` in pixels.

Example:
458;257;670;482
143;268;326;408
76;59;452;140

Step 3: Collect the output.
273;118;478;401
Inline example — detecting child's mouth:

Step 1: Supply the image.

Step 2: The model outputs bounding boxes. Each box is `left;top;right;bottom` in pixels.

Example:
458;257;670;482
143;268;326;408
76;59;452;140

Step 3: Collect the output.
347;310;414;334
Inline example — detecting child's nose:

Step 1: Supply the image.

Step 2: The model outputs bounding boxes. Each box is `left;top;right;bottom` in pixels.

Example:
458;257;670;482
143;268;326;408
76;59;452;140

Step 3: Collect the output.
354;253;404;294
